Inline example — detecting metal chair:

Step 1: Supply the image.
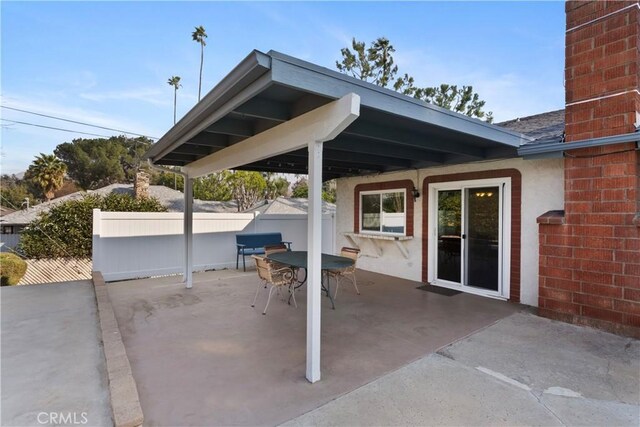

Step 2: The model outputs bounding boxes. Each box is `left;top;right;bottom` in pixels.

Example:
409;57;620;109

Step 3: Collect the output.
326;247;360;299
251;255;297;315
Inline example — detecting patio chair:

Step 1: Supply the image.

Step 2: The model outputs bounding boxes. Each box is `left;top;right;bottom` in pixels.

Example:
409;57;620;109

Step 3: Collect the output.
251;255;297;315
326;247;360;299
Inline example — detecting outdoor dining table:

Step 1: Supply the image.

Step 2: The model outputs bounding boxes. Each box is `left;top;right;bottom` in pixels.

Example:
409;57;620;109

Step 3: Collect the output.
266;250;354;309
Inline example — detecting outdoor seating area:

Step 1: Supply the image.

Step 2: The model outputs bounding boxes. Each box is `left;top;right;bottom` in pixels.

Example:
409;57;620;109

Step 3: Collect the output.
106;268;520;426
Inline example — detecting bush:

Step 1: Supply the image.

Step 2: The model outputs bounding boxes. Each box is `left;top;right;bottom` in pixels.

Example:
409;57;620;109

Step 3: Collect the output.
18;193;167;259
0;253;27;286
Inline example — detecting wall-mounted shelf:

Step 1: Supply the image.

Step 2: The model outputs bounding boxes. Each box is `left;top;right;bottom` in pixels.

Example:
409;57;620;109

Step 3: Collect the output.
343;232;413;259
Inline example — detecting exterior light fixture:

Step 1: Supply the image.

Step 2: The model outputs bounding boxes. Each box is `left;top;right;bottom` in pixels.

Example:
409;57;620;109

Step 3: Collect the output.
412;187;420;200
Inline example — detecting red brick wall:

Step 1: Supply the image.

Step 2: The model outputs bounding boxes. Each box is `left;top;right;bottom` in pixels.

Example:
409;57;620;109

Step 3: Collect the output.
422;169;522;302
538;0;640;337
353;180;415;236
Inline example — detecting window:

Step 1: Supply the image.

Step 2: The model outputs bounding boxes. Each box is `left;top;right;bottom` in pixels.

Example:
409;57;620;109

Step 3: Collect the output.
360;189;406;235
1;226;14;235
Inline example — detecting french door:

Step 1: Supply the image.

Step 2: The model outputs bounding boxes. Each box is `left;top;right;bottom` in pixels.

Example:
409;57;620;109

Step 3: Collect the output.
429;178;511;299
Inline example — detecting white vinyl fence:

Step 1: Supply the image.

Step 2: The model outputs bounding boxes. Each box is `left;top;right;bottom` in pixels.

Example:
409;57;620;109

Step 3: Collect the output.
92;209;336;282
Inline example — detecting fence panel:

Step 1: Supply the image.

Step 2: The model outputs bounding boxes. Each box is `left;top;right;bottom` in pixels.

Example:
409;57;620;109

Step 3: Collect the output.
93;210;336;282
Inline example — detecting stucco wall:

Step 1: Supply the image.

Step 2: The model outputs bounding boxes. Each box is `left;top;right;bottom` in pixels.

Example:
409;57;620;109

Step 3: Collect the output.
335;157;564;307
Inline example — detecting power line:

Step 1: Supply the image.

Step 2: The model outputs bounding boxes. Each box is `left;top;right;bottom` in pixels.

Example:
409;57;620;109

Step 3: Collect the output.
1;119;113;138
1;105;159;139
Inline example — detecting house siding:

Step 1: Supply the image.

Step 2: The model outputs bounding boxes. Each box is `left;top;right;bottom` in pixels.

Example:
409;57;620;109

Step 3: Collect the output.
335;157;563;307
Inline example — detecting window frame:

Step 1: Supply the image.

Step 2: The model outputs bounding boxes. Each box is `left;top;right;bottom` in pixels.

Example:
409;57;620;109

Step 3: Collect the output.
359;188;407;236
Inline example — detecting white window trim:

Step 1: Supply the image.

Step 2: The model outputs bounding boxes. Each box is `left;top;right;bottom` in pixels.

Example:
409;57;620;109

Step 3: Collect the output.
427;177;511;300
359;188;407;237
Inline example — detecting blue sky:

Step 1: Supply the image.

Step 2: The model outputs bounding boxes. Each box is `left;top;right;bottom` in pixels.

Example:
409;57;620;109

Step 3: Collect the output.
1;1;565;175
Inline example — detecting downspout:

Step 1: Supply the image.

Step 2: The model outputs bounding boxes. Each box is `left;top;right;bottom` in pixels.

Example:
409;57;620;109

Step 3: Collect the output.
147;159;194;288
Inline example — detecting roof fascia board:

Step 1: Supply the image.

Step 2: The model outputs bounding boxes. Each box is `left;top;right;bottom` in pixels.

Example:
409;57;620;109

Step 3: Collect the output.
518;131;640;157
268;51;532;147
183;93;361;178
147;50;272;161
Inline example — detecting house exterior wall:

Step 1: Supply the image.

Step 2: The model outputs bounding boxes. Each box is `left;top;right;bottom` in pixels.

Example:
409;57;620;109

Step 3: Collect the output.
335;157;564;307
537;0;640;337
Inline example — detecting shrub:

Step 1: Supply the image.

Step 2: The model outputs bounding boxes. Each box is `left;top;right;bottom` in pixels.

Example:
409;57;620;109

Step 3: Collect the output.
0;253;27;286
18;193;167;259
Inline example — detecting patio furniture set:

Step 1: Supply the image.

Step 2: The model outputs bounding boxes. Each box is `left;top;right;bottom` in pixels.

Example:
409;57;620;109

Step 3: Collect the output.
248;241;360;315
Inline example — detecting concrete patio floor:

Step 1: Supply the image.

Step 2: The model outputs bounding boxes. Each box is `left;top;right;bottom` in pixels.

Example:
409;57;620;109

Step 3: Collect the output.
285;312;640;426
107;268;520;426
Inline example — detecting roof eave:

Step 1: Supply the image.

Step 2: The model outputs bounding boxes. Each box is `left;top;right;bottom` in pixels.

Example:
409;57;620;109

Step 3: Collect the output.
518;130;640;158
145;50;273;161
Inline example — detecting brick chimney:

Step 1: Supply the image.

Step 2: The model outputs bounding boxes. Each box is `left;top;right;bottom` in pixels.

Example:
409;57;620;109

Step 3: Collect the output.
134;171;150;199
538;1;640;337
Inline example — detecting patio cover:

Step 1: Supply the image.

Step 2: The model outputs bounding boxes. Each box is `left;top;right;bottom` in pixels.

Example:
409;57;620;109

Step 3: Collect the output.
145;50;531;179
144;49;531;383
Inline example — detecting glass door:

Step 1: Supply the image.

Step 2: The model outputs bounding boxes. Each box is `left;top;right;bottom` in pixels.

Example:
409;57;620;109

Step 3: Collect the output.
434;184;503;295
436;190;462;284
465;187;500;291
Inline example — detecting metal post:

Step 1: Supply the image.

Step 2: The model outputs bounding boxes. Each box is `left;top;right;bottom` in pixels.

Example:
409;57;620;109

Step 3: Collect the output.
184;176;194;288
306;140;323;383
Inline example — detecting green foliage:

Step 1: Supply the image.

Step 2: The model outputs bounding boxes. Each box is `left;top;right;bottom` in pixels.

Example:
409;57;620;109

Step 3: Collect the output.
264;173;290;199
226;171;267;211
192;25;208;101
336;37;398;87
151;171;234;201
54;136;153;190
168;75;182;124
337;37;492;121
0;253;27;286
415;84;493;123
24;154;67;201
291;178;336;203
19;193;166;259
0;175;38;209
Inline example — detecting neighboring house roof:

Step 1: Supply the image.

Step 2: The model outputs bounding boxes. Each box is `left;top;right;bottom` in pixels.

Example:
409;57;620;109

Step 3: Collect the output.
0;184;238;225
497;109;565;142
0;206;17;217
244;197;336;215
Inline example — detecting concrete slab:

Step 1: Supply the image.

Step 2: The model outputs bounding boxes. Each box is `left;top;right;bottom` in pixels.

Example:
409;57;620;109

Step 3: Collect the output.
1;281;112;426
440;312;640;404
107;269;519;426
285;312;640;426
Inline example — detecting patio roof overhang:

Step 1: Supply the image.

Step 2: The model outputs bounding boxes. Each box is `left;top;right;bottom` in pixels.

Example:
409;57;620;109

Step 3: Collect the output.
145;50;533;180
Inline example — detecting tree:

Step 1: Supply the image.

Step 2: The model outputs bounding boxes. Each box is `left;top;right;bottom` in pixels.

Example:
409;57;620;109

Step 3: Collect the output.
225;171;267;211
191;26;208;101
336;37;398;87
0;175;37;208
168;75;182;124
18;193;166;259
24;154;67;201
337;37;492;121
263;173;290;199
151;171;234;201
291;177;336;203
54;136;153;190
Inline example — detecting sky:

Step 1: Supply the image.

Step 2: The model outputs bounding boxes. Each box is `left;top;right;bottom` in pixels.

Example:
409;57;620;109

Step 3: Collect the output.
1;1;566;175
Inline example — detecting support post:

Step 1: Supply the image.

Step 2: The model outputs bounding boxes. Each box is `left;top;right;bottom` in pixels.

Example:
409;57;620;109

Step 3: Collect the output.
306;140;323;383
183;176;194;288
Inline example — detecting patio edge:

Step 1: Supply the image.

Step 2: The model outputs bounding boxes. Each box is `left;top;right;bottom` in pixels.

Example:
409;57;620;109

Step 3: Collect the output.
92;271;144;427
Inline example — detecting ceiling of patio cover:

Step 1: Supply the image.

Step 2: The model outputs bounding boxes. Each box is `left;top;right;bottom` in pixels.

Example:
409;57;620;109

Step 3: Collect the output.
145;50;531;181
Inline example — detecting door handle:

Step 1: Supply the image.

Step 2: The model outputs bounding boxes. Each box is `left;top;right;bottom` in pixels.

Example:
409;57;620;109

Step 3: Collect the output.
462;234;467;239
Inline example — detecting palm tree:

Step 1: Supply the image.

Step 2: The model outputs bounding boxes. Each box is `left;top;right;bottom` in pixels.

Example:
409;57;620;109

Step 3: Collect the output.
167;76;182;124
25;154;66;202
191;25;208;101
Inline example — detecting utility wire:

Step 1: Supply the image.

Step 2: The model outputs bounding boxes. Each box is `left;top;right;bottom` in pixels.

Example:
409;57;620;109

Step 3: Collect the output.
1;105;159;139
1;119;113;138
